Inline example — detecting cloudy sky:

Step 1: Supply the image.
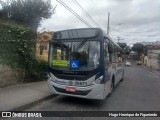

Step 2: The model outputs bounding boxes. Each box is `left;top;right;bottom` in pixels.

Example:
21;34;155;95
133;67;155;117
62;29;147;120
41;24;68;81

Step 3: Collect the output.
38;0;160;46
1;0;160;45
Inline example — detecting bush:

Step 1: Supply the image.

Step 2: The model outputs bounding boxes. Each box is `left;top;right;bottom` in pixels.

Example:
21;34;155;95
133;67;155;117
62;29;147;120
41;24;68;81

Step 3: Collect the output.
0;19;48;82
24;59;48;81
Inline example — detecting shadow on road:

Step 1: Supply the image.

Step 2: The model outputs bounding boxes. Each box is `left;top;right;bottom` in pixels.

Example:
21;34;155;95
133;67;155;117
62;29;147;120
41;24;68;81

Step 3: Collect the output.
55;96;106;108
49;81;123;110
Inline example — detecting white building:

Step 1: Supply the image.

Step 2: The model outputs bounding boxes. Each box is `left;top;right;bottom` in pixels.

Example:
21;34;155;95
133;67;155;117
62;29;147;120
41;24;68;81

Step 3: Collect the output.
145;47;160;70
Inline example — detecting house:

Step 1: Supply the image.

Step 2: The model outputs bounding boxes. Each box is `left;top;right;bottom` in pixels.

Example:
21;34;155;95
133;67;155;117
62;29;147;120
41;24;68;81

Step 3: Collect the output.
144;44;160;70
36;31;54;61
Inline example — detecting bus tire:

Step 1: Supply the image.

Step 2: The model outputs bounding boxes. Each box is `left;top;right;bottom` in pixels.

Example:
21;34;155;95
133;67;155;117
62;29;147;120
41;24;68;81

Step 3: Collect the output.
108;76;114;97
120;69;124;82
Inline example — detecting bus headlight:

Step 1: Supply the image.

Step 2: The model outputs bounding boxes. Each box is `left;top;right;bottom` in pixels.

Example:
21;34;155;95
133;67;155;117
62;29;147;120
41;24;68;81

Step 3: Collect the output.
92;76;103;85
48;77;52;82
47;73;52;81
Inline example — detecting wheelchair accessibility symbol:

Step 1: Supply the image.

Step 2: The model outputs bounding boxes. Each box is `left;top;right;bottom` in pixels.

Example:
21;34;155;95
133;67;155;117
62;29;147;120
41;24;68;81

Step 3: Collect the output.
70;60;79;69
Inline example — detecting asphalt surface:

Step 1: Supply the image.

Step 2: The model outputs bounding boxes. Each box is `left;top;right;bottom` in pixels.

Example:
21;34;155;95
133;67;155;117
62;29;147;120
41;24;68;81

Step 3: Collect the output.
9;64;160;120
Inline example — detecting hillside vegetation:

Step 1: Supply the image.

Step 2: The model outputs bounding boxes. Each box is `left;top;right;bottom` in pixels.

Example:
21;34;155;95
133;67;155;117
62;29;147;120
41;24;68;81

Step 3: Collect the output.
0;19;47;85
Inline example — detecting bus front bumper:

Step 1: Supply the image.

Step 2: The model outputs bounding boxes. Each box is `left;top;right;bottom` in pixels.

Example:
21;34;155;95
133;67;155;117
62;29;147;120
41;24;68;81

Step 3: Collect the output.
47;79;105;100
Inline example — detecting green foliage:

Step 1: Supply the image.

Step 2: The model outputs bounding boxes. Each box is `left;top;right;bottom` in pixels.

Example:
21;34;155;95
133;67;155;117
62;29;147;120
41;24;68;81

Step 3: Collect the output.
117;43;127;49
24;59;48;81
0;19;47;81
0;20;34;68
0;0;55;31
132;43;144;53
124;46;131;55
0;9;4;18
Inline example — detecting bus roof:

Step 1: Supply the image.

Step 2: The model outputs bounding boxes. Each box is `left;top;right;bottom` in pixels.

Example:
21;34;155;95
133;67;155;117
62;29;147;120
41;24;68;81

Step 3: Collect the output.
52;28;124;52
53;28;102;39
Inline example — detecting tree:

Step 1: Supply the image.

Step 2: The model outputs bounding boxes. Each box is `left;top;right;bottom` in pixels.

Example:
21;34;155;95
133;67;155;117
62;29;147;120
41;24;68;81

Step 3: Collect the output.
117;42;127;49
131;43;144;59
0;0;56;31
143;46;148;56
124;46;131;55
132;43;144;53
0;10;3;18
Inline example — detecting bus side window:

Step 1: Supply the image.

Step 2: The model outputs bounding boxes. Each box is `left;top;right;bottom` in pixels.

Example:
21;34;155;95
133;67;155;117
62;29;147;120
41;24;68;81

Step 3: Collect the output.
115;46;119;63
104;39;113;68
118;51;122;62
108;42;113;62
104;42;109;64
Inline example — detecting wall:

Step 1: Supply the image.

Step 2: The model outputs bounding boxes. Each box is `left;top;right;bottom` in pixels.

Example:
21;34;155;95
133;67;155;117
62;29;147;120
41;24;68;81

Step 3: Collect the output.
36;32;53;61
0;64;23;87
147;50;160;70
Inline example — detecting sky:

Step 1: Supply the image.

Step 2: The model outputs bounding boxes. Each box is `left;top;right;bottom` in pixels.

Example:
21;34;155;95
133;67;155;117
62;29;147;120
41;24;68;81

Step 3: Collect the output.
1;0;160;46
37;0;160;46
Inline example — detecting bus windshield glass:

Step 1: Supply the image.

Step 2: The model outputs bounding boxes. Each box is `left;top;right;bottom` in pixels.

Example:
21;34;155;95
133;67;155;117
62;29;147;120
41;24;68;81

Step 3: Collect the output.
49;40;100;71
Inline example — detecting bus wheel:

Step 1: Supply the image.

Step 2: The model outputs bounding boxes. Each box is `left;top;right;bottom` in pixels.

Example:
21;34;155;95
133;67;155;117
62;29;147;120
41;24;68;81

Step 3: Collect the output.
108;79;114;97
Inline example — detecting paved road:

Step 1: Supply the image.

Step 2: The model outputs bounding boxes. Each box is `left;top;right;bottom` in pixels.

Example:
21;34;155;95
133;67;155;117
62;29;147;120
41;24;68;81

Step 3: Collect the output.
11;64;160;120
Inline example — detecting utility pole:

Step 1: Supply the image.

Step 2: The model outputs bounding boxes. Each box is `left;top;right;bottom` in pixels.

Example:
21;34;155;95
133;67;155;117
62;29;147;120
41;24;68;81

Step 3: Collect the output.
107;12;110;35
117;36;124;43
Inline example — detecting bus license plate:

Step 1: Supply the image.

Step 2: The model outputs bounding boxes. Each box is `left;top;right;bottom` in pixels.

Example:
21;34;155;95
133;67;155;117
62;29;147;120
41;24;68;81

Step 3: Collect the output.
66;87;76;92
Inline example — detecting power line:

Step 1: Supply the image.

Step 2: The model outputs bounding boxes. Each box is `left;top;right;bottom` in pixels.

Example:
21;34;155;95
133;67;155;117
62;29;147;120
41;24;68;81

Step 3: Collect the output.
84;0;106;30
109;30;118;43
110;29;160;38
110;28;144;38
84;0;100;17
110;28;160;39
72;0;100;28
110;28;128;38
56;0;93;28
109;29;121;38
117;36;124;43
109;29;125;44
107;12;110;35
110;27;160;34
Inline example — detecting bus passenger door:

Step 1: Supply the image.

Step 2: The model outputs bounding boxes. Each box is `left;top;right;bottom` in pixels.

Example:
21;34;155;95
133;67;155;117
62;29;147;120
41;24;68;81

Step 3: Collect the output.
115;52;123;84
103;41;112;97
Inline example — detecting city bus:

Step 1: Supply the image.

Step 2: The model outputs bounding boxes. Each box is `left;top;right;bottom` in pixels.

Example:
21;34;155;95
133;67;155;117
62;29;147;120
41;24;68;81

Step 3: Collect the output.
47;28;125;100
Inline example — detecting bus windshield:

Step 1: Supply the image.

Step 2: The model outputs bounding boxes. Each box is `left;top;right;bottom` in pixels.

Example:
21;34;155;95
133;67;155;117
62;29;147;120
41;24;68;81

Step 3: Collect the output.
49;40;100;71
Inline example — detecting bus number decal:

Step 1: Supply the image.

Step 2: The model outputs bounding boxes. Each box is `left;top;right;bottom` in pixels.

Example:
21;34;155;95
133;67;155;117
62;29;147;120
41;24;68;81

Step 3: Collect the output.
75;81;87;86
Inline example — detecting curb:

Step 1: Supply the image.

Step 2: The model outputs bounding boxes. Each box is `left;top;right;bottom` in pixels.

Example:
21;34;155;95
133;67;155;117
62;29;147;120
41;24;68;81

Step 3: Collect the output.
9;94;56;111
143;66;160;77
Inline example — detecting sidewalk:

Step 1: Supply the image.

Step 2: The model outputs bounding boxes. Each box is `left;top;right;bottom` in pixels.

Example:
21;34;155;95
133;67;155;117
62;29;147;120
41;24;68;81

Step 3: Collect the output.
143;66;160;77
0;81;55;111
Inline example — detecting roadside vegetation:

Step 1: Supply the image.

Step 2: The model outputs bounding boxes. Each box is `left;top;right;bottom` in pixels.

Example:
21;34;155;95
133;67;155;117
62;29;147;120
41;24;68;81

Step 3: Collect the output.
0;0;55;86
